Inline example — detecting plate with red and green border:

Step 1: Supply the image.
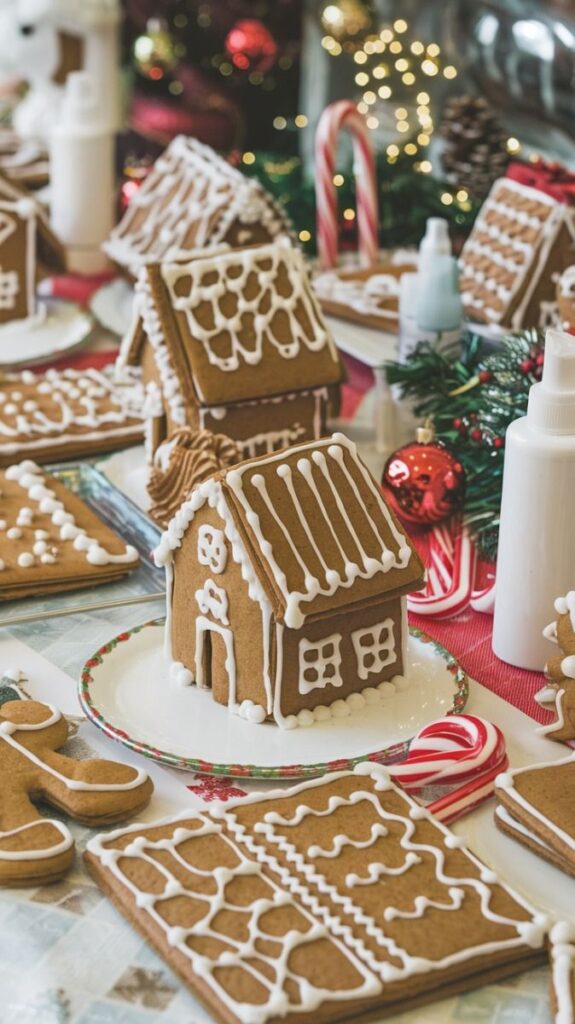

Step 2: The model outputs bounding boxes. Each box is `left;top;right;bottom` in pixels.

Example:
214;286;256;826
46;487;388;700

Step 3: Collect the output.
79;618;468;780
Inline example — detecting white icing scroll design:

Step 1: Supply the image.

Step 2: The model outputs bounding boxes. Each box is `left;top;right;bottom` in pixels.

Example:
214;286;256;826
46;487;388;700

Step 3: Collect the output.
195;578;229;624
197;524;227;574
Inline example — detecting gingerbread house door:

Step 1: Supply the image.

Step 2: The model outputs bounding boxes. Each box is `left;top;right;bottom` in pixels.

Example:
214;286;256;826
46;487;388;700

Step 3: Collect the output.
194;619;235;709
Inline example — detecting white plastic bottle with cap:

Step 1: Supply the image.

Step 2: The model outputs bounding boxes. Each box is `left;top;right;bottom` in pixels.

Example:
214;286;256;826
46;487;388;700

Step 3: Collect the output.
492;327;575;669
398;218;462;362
50;71;115;274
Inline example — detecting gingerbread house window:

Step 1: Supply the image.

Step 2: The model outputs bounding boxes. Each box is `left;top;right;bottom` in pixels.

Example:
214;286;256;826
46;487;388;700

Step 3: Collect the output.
197;525;227;574
352;619;396;680
195;578;229;624
298;634;343;695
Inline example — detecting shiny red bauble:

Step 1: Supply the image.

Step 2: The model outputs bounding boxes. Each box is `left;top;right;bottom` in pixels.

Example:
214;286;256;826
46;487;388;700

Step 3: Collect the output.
381;439;466;527
224;19;278;74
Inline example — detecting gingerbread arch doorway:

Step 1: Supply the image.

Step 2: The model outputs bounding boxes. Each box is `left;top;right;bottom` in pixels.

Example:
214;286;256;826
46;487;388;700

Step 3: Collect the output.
194;617;235;709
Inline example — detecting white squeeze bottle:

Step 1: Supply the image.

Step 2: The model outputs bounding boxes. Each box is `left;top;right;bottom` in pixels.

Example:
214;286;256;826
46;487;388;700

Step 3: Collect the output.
50;71;115;274
492;327;575;670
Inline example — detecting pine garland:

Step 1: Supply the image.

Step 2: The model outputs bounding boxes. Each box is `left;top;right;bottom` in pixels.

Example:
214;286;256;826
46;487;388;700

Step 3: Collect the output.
386;329;544;560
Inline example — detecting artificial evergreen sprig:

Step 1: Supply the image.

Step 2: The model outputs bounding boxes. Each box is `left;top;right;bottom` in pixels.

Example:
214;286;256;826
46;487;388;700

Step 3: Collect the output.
386;328;544;560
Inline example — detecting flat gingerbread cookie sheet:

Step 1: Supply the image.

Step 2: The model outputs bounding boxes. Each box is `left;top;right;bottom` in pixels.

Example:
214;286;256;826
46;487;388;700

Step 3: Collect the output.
0;461;139;598
85;764;548;1024
0;366;144;466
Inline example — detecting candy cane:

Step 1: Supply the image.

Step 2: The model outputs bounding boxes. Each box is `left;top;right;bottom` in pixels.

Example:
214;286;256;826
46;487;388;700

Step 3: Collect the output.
315;100;379;269
389;715;508;823
408;523;477;619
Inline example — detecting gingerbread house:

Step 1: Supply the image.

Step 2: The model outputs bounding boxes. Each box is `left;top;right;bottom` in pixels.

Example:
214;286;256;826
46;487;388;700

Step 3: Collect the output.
153;433;424;728
459;176;575;329
0;174;65;328
120;239;344;461
104;135;293;276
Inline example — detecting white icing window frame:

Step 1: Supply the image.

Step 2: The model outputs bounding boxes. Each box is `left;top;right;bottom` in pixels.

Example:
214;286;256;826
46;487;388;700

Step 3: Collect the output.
352;618;396;680
298;633;343;696
197;524;227;574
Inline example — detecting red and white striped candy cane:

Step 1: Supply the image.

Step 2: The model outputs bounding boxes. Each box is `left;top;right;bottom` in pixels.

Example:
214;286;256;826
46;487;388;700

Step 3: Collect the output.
389;715;508;823
407;522;477;620
315;100;379;269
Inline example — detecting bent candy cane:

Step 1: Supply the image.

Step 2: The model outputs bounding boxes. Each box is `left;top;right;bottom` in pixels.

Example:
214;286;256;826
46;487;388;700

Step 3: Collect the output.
315;100;378;269
389;715;508;824
407;522;477;620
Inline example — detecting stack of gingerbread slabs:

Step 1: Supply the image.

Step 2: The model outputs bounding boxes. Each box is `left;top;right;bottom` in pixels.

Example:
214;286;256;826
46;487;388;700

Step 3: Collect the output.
0;366;145;466
0;460;139;599
85;763;548;1024
495;754;575;876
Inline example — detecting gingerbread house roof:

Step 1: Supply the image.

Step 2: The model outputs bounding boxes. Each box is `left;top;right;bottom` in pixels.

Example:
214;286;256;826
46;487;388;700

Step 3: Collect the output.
104;136;293;275
121;239;343;418
155;433;424;629
459;176;575;327
0;172;65;274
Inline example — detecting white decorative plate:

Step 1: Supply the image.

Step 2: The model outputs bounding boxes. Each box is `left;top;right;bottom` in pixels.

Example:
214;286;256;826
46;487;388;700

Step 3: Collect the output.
0;299;93;368
79;618;468;780
89;277;134;336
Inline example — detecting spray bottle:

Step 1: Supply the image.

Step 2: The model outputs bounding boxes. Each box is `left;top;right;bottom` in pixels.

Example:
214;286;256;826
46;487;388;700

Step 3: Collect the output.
492;327;575;669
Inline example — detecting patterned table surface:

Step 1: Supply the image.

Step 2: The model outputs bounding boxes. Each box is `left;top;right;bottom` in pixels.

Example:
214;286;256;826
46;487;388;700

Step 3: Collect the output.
0;590;555;1024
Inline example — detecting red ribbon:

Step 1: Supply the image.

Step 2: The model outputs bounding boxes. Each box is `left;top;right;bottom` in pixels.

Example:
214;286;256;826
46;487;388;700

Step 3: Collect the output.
506;159;575;206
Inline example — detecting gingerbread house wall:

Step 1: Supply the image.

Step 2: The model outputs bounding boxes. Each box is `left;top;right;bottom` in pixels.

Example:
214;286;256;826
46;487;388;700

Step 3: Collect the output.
200;387;330;461
508;219;575;329
275;596;406;719
0;207;33;324
170;503;270;715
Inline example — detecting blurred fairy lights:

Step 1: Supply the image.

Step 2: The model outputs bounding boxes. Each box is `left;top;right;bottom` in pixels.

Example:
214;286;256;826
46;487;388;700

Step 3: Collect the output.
321;17;459;170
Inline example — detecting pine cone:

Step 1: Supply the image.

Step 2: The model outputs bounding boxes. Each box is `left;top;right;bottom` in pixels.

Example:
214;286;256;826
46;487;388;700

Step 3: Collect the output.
440;95;510;200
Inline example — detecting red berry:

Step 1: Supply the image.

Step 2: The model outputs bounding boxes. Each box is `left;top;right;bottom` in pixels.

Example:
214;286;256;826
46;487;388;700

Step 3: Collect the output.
470;428;482;442
493;437;504;448
536;353;544;366
453;417;462;429
478;370;492;383
520;358;534;374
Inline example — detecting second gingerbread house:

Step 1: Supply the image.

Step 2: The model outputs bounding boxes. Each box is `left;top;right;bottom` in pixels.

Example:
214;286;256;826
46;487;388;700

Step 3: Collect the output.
120;239;344;461
153;433;424;728
104;135;293;276
459;175;575;329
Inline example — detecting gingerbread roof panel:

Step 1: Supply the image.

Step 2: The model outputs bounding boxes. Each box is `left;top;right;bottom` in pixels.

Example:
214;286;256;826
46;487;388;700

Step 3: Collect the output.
459;177;565;325
104;136;293;274
152;240;343;405
222;433;423;626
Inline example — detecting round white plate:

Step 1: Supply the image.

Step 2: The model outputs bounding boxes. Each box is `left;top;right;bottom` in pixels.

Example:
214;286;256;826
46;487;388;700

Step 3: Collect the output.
0;299;93;368
89;277;134;336
79;618;468;779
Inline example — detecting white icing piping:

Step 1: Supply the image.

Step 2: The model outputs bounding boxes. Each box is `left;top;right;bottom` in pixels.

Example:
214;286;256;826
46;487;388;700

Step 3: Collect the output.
3;461;138;568
215;764;547;984
160;238;338;374
550;922;575;1024
86;810;380;1024
0;819;73;863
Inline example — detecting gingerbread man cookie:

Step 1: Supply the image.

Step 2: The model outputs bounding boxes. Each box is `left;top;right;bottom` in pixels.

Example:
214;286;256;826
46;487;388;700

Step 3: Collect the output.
541;593;575;742
0;699;153;886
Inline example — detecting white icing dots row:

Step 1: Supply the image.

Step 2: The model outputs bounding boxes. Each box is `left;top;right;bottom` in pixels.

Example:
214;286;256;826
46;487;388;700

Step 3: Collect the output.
1;461;138;571
282;675;410;730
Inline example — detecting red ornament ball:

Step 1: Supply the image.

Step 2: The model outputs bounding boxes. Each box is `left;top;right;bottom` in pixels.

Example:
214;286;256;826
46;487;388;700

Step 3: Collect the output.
381;439;466;527
224;19;278;74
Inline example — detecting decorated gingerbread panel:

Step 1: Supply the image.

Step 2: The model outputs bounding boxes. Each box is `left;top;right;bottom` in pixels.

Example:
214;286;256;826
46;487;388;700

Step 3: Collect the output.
0;366;145;465
156;240;343;406
200;387;329;461
86;765;548;1024
277;596;404;719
